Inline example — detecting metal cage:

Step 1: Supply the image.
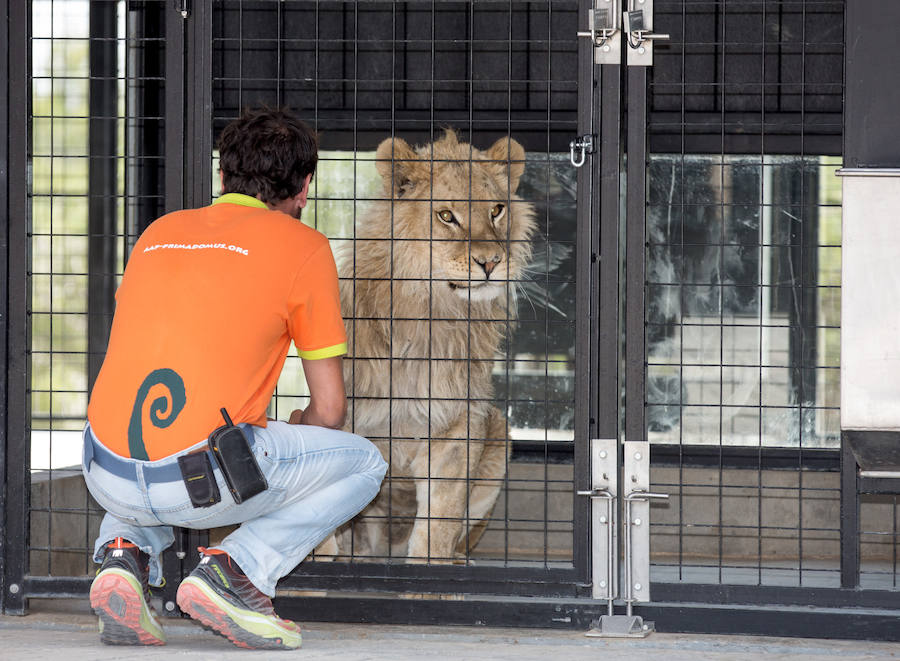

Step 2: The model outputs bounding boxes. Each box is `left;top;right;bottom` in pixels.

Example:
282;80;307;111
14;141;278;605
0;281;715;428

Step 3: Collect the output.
3;0;900;641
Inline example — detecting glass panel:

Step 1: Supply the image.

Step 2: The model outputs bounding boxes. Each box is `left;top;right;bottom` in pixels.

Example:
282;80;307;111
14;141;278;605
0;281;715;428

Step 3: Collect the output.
647;154;840;450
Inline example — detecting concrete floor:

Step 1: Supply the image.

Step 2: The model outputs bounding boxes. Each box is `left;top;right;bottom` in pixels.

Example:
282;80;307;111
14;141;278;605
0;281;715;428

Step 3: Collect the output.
1;599;899;660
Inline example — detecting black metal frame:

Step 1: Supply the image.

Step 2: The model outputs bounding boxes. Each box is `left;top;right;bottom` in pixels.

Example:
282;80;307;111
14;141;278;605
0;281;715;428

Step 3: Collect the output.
4;0;900;640
2;0;31;616
0;0;9;614
87;1;119;393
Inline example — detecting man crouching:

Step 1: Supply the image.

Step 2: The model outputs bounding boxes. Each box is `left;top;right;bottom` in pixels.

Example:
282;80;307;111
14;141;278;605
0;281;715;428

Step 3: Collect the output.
82;107;386;649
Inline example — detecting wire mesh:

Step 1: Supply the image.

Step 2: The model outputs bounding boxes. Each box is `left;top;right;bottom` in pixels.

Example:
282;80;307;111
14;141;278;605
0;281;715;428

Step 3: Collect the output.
646;0;852;589
28;0;167;578
211;0;579;571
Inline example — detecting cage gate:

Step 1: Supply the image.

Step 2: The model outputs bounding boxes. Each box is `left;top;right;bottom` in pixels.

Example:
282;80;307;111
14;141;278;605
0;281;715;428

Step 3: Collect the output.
203;0;593;610
6;0;900;638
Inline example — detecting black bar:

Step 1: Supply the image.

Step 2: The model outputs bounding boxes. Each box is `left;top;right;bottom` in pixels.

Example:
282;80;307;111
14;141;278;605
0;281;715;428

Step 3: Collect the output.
650;444;840;472
841;432;860;588
844;0;900;168
165;5;186;213
0;0;9;613
282;563;581;599
598;61;621;445
572;0;596;592
2;0;31;616
277;595;900;642
650;581;900;611
858;477;900;496
640;604;900;643
87;0;120;391
16;579;900;642
125;1;166;250
159;4;187;607
17;581;900;643
185;1;213;209
625;66;646;444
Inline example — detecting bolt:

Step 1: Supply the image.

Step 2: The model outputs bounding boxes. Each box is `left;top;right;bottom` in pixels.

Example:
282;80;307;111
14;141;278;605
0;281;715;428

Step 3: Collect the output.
634;452;642;461
599;450;607;459
176;551;186;559
9;583;20;594
634;583;642;591
602;45;610;52
633;518;642;526
638;47;646;54
599;580;607;588
643;624;650;630
600;515;608;524
165;601;176;612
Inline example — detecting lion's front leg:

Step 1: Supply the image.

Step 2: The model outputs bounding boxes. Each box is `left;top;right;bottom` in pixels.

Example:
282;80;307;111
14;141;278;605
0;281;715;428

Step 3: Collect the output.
454;406;511;557
406;434;486;563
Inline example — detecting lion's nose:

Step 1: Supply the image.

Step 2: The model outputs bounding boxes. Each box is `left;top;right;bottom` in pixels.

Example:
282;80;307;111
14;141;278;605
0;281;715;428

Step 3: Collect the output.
474;254;502;277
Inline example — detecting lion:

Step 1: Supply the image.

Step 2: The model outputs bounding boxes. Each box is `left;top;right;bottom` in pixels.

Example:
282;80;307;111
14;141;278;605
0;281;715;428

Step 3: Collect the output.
325;130;536;563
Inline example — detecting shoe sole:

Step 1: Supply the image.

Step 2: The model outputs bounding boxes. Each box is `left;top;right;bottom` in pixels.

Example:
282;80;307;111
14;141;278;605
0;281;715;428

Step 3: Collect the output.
90;569;166;646
176;577;301;650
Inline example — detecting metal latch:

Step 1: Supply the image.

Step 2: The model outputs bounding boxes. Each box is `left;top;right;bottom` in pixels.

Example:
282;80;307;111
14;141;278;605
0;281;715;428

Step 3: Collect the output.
624;0;669;66
176;0;190;19
569;134;595;168
577;0;621;65
584;441;669;639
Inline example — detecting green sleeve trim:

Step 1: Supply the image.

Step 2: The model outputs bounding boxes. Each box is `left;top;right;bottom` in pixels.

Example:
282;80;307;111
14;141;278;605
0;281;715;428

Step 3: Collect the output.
298;342;348;360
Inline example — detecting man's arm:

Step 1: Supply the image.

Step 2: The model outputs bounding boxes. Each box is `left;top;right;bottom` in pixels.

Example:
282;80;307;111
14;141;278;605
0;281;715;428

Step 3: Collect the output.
289;355;347;429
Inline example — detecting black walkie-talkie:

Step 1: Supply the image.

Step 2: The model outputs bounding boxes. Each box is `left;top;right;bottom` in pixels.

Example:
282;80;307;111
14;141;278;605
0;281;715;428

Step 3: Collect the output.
208;408;267;504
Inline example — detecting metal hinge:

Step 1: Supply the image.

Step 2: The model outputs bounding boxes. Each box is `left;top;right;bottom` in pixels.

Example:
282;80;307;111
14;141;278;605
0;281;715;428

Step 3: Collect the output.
176;0;190;19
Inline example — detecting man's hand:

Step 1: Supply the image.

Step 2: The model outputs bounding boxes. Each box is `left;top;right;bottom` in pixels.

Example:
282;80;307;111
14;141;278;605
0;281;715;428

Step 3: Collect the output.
290;355;347;429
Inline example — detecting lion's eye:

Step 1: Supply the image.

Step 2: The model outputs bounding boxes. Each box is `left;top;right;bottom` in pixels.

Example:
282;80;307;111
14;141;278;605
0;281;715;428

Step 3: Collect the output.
437;209;457;225
490;203;505;220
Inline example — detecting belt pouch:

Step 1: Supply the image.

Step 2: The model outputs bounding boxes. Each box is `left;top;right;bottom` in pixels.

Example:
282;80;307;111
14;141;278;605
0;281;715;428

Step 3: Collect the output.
177;450;221;508
208;424;267;504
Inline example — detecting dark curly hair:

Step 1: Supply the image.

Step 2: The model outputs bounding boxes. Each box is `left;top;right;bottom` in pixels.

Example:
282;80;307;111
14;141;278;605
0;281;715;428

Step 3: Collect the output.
217;107;318;204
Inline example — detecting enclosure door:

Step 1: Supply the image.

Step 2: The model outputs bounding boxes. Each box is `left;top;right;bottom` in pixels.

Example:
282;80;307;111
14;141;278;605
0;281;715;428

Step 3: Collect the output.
193;0;603;599
629;0;848;593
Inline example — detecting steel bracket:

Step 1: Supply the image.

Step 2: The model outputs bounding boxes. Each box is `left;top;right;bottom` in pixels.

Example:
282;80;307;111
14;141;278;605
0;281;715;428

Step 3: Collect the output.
581;441;668;638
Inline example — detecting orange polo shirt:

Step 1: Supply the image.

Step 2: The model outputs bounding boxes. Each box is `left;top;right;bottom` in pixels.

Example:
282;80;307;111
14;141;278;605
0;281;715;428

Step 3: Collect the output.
87;193;347;460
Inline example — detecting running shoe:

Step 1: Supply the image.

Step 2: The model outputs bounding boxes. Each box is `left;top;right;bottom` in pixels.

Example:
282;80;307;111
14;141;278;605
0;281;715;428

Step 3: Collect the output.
176;547;301;650
89;537;166;646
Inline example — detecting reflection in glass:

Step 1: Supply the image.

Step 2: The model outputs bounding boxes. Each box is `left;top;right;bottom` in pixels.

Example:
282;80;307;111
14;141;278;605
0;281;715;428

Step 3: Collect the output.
646;155;841;448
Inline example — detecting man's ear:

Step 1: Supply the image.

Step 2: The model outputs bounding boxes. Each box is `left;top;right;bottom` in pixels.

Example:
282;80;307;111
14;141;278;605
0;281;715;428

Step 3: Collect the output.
296;173;313;209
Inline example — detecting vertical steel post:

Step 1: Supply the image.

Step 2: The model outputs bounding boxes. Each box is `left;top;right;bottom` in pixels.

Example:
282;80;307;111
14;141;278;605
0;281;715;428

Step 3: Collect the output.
0;0;10;611
88;0;120;391
2;0;32;615
125;2;166;253
575;0;601;591
624;65;646;446
184;0;212;210
840;432;860;588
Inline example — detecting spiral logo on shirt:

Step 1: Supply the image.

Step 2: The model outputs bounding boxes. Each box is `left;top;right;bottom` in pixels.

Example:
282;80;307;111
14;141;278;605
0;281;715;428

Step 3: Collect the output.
127;368;186;460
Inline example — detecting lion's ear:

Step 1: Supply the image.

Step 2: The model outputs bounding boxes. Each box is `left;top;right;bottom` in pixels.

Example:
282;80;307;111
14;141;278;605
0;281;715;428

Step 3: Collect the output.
486;137;526;193
375;137;420;193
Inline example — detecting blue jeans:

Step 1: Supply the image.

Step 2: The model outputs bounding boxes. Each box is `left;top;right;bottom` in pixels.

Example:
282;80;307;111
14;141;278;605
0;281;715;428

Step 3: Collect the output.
82;421;387;596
